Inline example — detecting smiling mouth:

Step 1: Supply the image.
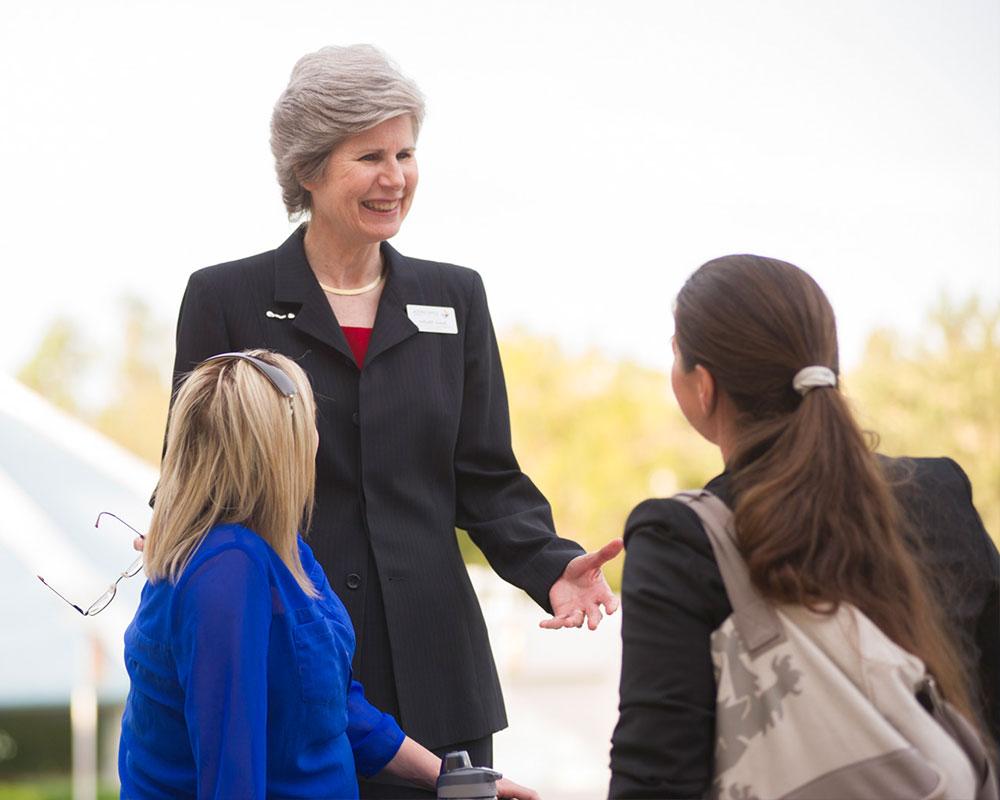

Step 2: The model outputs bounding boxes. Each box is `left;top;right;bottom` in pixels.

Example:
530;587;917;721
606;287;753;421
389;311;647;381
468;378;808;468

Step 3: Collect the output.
362;200;400;212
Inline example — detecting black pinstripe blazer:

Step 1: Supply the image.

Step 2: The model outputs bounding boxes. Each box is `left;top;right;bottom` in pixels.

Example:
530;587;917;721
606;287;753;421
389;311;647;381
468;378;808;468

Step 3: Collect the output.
169;226;584;748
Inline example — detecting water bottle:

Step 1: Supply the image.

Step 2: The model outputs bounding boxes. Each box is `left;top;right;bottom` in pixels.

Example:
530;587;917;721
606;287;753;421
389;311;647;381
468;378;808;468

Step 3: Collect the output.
435;750;502;799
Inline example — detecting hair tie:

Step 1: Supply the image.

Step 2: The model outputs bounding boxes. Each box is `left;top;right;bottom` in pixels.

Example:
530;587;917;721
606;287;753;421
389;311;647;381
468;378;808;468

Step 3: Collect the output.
792;365;837;396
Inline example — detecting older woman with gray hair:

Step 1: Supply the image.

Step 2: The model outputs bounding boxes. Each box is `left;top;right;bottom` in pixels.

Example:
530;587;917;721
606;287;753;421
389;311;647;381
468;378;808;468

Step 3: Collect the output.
165;44;622;797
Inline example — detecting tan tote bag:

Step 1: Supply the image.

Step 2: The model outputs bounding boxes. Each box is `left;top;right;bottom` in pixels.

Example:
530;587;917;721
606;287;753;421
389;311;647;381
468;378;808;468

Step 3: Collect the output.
676;490;998;800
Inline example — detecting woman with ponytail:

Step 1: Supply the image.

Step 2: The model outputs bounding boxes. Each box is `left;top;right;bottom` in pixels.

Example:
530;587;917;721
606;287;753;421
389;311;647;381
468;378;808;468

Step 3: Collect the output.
609;255;999;798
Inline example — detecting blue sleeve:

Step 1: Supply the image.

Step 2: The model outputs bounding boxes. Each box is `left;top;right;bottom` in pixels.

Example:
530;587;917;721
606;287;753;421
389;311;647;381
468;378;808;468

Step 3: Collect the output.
346;679;405;778
298;536;404;776
174;546;271;799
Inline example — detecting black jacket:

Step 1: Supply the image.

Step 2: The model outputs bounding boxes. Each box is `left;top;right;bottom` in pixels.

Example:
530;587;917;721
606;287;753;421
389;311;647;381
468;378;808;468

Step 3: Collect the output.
609;457;999;799
170;228;583;748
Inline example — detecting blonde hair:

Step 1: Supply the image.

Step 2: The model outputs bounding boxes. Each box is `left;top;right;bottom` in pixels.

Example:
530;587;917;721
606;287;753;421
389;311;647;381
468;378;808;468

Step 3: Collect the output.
144;350;318;596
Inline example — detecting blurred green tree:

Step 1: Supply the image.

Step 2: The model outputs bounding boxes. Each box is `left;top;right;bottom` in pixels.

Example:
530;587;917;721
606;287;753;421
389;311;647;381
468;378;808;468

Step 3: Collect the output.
91;298;171;465
493;329;720;588
847;297;998;542
17;296;996;574
17;298;171;466
16;317;91;415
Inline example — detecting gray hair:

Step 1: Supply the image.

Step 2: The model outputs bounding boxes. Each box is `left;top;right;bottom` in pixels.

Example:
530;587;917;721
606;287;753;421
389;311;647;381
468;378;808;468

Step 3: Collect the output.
270;44;426;217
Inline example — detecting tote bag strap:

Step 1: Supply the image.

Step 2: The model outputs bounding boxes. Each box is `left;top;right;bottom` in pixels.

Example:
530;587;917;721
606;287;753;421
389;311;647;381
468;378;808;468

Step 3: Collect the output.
921;677;1000;800
674;490;785;658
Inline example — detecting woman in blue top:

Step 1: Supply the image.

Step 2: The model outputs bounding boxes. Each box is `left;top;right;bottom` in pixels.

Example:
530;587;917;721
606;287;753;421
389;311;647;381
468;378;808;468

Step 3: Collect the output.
118;350;537;799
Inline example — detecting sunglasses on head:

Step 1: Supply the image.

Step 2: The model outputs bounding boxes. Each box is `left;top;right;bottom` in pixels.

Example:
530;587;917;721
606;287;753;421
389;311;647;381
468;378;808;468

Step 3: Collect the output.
202;352;298;399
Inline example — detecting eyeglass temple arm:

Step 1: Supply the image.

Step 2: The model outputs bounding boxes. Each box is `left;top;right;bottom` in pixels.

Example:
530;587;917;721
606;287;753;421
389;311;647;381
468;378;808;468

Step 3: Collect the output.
37;575;86;615
95;511;145;539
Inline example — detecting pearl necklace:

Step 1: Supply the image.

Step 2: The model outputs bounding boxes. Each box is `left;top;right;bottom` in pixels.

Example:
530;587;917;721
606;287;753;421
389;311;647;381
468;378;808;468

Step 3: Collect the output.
318;272;385;296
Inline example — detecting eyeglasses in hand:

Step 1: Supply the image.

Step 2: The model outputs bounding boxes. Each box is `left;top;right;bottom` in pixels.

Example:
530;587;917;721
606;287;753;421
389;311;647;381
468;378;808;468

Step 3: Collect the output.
37;512;145;616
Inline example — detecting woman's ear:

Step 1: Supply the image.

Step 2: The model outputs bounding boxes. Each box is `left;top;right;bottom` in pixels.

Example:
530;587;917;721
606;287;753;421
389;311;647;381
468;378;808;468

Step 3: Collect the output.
296;164;323;194
694;364;716;418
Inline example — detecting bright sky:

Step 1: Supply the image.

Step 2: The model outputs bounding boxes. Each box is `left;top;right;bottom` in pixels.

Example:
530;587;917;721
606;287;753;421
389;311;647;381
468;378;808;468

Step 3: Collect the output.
2;0;997;380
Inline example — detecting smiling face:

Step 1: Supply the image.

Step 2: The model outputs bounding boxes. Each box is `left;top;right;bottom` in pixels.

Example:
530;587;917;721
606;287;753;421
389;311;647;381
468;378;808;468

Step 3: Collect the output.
303;114;418;247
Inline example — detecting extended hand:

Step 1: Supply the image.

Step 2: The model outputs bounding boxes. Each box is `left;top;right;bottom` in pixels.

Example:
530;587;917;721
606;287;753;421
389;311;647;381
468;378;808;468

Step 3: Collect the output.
542;538;623;630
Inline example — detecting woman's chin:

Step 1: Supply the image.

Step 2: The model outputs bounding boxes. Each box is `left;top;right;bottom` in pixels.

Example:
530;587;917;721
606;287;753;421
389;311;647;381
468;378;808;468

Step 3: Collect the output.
363;222;403;242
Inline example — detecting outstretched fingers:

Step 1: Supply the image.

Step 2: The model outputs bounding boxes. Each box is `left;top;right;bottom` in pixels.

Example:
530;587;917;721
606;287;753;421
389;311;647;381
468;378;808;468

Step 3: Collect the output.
585;602;603;630
596;537;624;563
575;538;624;575
539;609;586;630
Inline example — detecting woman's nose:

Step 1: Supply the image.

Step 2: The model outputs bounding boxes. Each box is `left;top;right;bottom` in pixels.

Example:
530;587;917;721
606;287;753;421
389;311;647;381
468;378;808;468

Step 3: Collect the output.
379;159;405;190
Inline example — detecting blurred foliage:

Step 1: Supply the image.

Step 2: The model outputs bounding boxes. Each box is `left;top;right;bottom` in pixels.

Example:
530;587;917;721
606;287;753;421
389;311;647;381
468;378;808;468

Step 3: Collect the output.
0;704;123;792
16;296;997;589
0;780;117;800
495;299;999;588
846;296;999;540
16;297;171;466
16;318;91;415
90;297;171;464
499;329;721;589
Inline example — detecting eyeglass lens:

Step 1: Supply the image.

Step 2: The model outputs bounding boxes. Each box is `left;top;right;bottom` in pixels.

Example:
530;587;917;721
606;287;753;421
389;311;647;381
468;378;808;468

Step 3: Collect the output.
37;513;145;616
87;585;118;616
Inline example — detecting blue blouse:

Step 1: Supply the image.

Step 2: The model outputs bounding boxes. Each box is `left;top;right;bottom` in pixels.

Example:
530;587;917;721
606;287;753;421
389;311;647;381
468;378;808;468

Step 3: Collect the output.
118;523;405;799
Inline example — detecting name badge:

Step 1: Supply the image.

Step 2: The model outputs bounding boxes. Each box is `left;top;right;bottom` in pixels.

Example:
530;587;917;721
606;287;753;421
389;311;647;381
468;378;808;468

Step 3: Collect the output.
406;304;458;334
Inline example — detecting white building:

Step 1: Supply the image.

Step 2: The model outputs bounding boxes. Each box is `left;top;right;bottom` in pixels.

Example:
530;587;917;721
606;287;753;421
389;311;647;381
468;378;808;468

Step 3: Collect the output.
0;372;157;795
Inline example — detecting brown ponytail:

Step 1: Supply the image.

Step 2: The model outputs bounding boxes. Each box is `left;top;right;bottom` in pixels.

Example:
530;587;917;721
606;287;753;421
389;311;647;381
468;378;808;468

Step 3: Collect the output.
674;254;976;725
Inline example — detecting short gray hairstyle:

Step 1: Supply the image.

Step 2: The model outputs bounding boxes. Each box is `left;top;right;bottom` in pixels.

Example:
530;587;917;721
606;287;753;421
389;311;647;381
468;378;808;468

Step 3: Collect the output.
270;44;426;217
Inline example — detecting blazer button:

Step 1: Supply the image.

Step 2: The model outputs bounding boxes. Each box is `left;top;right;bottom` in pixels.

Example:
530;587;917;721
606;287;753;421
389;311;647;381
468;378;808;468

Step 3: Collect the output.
351;412;360;426
346;573;362;590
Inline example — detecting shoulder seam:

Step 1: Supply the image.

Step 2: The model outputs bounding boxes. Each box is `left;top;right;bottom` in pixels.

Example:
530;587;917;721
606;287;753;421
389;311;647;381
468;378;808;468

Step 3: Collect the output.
176;538;270;594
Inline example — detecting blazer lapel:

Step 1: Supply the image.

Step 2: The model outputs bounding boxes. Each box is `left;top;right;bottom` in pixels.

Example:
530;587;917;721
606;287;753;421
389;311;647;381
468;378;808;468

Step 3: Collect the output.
365;242;420;366
273;227;356;364
272;230;420;367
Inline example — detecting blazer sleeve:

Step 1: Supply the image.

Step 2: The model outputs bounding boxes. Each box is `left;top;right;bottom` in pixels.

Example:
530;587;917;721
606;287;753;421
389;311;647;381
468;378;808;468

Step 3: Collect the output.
609;499;731;800
892;456;1000;741
453;272;584;611
172;269;233;392
151;270;234;505
942;458;1000;741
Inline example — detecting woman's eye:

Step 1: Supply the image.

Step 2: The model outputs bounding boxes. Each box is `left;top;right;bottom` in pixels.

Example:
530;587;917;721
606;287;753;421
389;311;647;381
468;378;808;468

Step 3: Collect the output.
397;151;413;160
360;153;380;162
